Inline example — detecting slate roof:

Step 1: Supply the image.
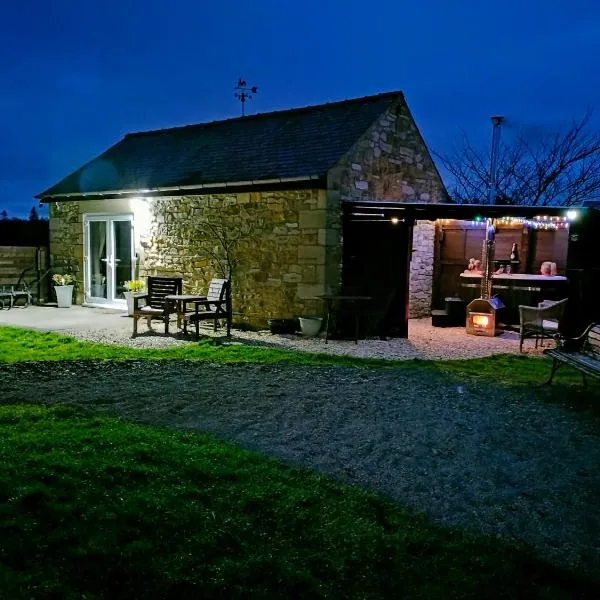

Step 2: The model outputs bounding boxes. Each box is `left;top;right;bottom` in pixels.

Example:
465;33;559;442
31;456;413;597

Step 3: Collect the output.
38;91;403;198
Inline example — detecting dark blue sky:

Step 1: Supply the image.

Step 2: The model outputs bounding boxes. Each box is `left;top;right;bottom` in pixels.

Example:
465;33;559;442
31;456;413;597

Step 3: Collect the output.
1;0;599;217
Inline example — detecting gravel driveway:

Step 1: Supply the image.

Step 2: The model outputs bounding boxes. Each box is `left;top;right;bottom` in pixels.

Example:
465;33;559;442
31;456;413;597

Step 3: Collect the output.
1;360;599;579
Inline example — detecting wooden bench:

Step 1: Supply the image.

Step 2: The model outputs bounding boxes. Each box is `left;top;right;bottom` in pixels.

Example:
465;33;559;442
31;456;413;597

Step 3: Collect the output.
132;276;183;337
543;322;600;387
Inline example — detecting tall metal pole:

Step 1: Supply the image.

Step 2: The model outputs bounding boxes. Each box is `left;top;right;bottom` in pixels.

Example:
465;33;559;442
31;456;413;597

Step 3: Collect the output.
488;116;504;205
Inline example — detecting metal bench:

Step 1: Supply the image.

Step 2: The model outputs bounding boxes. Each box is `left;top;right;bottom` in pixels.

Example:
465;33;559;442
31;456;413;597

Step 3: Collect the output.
544;322;600;387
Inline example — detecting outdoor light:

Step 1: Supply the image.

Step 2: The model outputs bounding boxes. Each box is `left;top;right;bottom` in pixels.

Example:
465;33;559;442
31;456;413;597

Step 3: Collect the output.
391;217;399;224
567;210;579;221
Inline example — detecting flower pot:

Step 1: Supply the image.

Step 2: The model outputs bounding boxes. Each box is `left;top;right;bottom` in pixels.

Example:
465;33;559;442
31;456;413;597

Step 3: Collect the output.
299;316;323;337
91;284;106;298
123;291;136;317
55;285;74;308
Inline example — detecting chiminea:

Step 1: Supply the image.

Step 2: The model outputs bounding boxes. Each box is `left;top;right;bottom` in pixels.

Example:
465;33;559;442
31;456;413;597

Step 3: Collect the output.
466;296;504;336
466;220;504;336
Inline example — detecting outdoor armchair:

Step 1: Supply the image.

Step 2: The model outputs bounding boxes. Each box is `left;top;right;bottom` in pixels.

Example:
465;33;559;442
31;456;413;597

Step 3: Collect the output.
132;276;183;337
183;278;231;338
519;297;568;352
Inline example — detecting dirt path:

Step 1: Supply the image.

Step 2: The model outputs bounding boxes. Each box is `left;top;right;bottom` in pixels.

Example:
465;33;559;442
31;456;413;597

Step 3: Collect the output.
2;360;599;577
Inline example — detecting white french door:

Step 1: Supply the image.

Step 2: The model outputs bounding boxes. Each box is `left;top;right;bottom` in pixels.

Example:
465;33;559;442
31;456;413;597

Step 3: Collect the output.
84;215;134;306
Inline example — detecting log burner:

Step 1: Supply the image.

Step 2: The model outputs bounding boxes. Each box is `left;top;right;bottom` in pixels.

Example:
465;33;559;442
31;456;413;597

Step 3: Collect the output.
466;297;504;336
466;219;504;336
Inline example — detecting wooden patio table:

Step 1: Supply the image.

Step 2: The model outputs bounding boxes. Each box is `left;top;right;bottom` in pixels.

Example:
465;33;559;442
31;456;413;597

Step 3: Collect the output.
317;294;373;344
164;294;207;331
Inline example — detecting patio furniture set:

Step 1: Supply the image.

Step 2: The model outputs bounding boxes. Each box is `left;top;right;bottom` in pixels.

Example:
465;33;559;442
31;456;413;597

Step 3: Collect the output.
131;276;231;339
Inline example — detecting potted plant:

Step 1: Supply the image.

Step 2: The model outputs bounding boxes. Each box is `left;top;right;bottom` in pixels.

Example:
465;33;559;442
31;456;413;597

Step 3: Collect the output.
91;273;106;297
299;316;323;337
52;273;74;308
123;279;145;316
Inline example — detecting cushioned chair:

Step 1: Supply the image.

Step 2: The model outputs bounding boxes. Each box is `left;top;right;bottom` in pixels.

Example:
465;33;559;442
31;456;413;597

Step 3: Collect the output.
519;297;568;352
132;276;183;337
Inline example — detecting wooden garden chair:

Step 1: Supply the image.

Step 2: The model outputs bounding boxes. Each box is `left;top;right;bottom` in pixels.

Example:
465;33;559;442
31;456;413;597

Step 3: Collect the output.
183;278;231;338
132;276;183;337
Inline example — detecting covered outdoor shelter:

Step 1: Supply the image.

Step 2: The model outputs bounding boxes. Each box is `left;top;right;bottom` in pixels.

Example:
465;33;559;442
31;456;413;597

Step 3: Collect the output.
343;201;599;338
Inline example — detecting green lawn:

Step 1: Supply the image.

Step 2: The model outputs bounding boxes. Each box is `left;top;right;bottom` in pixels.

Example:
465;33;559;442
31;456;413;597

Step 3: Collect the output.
1;325;599;597
1;404;597;599
1;325;598;395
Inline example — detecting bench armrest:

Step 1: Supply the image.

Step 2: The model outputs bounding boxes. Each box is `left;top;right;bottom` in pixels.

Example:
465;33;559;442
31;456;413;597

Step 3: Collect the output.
193;298;226;311
555;335;582;353
555;322;598;352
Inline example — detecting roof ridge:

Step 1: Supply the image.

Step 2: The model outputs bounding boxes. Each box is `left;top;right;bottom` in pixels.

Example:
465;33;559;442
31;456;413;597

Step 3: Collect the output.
125;90;403;138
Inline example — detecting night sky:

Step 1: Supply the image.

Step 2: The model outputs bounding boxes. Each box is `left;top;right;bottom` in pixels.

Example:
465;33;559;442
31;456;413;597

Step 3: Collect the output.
1;0;599;217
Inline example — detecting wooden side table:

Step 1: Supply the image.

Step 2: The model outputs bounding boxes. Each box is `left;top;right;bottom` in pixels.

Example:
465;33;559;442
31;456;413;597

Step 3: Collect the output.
164;294;206;331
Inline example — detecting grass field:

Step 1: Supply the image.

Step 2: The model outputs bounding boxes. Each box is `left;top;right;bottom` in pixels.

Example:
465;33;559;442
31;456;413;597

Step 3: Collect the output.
1;325;599;597
1;324;598;392
1;404;598;599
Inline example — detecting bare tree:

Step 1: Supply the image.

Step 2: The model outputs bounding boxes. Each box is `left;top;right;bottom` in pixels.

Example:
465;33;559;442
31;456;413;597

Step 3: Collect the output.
437;112;600;206
193;210;248;284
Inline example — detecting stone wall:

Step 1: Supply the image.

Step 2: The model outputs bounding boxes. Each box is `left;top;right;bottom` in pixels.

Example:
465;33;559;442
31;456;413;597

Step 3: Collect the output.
328;100;447;204
409;220;436;317
139;189;341;326
48;190;341;325
48;201;84;301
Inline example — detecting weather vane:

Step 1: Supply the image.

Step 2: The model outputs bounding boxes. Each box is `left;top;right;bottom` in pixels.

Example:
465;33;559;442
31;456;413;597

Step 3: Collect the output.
234;78;258;116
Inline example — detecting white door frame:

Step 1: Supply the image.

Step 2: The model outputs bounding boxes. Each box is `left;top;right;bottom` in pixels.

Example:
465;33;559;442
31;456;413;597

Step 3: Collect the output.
83;214;135;307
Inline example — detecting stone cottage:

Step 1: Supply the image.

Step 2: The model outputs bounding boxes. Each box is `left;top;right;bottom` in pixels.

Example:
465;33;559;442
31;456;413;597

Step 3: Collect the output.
37;91;447;333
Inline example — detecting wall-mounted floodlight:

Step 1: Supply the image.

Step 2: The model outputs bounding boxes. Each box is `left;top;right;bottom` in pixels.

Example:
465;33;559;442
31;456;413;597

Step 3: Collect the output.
566;210;579;221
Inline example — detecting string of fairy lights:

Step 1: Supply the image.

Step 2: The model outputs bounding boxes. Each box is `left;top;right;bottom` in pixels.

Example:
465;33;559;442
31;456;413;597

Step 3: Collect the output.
496;215;571;230
467;215;572;230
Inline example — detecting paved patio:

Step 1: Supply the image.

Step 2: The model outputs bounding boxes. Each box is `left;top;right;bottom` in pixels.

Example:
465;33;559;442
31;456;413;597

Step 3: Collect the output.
0;305;131;331
0;304;542;360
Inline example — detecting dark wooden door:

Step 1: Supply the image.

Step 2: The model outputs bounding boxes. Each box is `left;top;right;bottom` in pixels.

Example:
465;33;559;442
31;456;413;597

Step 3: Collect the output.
342;214;411;337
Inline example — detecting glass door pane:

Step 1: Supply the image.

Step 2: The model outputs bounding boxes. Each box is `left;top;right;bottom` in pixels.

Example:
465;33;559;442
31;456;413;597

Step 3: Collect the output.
89;221;107;299
112;220;133;301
